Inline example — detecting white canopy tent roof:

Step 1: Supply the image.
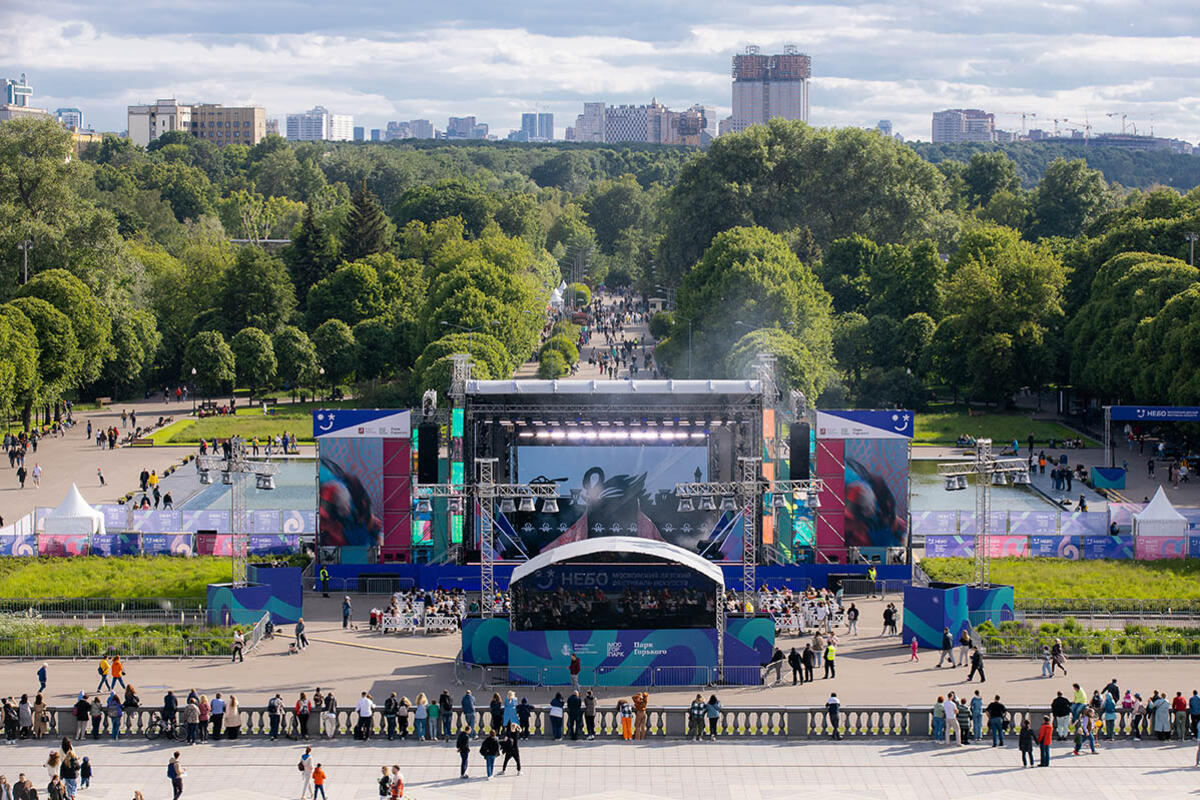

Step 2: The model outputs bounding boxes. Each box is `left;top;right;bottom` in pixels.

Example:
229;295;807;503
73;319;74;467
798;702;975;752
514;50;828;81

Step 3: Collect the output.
1133;486;1187;538
41;483;106;536
509;536;724;588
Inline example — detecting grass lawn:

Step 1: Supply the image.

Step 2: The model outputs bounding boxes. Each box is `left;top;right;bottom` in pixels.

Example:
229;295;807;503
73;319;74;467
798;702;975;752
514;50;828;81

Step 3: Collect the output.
914;408;1098;447
921;557;1200;601
0;557;237;598
148;401;357;445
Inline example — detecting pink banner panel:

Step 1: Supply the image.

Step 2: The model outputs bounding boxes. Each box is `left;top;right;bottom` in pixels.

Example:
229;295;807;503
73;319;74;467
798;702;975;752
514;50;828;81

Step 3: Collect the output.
1135;536;1187;560
985;535;1029;557
37;535;90;556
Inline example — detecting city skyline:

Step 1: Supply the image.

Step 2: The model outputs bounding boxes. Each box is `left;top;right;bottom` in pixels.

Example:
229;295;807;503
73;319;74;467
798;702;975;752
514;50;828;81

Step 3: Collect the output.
3;1;1200;142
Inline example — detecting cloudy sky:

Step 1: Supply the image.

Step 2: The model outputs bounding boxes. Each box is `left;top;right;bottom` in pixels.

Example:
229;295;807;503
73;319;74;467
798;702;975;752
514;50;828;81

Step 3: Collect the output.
5;0;1200;142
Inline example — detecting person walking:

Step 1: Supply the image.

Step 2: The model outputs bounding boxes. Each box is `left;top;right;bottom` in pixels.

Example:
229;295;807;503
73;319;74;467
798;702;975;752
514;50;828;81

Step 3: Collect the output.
966;646;986;683
910;637;919;661
500;723;522;775
295;618;309;650
455;726;471;779
341;597;352;629
36;664;47;694
957;628;972;667
230;630;244;663
936;627;954;668
95;658;110;693
823;641;836;678
1018;718;1034;766
826;693;842;740
846;603;859;635
1050;638;1067;675
766;646;784;684
298;747;314;799
311;764;326;800
479;731;500;780
568;653;581;691
167;752;184;800
110;656;125;690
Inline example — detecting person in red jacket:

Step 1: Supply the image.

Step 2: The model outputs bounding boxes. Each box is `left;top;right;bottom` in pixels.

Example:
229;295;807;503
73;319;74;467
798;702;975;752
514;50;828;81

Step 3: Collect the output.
1037;715;1054;766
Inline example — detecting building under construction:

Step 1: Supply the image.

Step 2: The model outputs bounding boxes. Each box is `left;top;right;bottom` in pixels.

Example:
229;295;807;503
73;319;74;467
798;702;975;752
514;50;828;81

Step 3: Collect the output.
729;45;811;133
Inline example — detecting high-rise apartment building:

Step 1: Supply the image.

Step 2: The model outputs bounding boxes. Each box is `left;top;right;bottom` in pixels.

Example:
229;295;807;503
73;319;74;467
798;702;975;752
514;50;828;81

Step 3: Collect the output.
286;106;353;141
447;116;476;138
370;129;382;141
127;99;192;147
56;108;84;129
353;126;365;141
191;103;267;146
537;112;553;141
729;45;810;134
520;113;538;141
931;109;995;143
266;119;280;137
409;119;434;139
573;102;606;142
605;104;653;143
876;119;893;137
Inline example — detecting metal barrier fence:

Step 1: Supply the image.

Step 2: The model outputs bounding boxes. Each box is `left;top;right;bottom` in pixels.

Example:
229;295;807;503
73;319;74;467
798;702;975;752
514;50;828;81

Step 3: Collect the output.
1014;598;1200;621
315;576;417;595
0;597;206;622
38;703;1160;740
245;612;271;654
0;635;232;659
459;662;769;688
977;632;1200;658
837;579;908;597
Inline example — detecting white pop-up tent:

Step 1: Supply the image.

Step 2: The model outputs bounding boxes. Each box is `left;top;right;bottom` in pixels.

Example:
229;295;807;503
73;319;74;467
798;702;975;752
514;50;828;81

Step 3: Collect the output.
1133;486;1187;538
41;483;106;536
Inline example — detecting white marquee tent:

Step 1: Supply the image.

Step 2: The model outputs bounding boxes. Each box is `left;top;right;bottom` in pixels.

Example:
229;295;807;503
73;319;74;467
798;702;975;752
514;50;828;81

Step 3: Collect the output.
41;484;106;536
1133;486;1187;538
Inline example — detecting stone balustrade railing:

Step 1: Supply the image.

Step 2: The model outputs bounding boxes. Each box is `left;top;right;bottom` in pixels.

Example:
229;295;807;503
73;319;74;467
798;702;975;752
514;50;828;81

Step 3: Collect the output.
38;705;1166;740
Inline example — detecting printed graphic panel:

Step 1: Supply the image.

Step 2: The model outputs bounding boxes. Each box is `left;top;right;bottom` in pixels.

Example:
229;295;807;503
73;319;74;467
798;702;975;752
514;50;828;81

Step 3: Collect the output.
842;438;908;548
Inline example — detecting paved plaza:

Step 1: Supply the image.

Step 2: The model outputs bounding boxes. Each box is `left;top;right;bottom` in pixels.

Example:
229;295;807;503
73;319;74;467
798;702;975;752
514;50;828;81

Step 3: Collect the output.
0;734;1197;799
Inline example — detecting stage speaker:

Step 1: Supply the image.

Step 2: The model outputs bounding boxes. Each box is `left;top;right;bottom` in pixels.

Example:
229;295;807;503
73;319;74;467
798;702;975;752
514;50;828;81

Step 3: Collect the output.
417;422;439;484
789;422;810;480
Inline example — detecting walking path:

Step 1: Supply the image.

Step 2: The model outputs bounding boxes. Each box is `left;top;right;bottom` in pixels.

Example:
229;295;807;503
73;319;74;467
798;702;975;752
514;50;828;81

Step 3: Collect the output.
0;735;1195;799
516;292;655;381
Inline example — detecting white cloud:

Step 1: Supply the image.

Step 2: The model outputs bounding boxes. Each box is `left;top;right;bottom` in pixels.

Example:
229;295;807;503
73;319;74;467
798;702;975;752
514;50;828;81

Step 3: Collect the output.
3;2;1200;143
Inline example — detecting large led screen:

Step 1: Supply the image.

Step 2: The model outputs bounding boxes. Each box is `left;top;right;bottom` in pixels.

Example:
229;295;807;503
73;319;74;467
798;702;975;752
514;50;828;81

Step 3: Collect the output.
499;444;742;562
510;562;718;630
844;438;909;548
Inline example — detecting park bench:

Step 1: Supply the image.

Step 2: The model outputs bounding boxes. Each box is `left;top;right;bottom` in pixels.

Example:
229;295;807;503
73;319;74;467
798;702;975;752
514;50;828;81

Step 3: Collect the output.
130;438;155;447
95;397;112;407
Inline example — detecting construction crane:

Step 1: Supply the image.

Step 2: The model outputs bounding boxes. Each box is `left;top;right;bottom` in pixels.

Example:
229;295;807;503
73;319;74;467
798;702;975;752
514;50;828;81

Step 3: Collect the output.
1106;112;1129;135
1063;116;1092;145
997;111;1039;136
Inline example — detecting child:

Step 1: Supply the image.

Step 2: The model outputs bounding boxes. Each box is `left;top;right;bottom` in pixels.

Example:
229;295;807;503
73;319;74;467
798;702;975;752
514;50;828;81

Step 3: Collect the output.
1018;719;1034;767
81;755;92;788
910;638;919;661
312;763;327;800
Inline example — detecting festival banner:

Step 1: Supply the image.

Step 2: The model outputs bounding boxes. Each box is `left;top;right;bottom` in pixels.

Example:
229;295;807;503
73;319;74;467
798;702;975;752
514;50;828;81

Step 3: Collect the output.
1135;536;1187;560
1081;535;1134;560
0;534;36;556
1060;512;1108;536
89;534;141;557
925;535;974;557
1007;511;1060;535
141;533;194;556
129;510;183;533
1028;535;1080;559
180;510;231;534
912;511;958;535
37;534;90;556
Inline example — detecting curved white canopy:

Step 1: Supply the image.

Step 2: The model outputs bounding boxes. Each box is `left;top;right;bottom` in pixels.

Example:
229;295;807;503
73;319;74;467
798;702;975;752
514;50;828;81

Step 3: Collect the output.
509;535;724;587
42;483;106;536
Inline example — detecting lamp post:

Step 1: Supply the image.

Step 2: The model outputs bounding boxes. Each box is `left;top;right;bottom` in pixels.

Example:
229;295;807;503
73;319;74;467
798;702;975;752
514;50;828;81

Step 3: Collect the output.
190;367;197;414
317;367;325;402
1187;233;1198;267
16;240;32;284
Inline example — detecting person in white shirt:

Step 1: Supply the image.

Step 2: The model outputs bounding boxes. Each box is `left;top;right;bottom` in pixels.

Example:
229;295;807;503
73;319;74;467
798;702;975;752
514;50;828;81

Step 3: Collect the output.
299;746;314;799
354;692;376;741
944;692;963;745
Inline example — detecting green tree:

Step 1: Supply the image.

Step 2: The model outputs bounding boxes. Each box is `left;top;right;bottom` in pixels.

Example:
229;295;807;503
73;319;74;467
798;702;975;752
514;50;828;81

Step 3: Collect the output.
412;332;512;385
352;317;395;381
1134;285;1200;403
726;327;828;403
16;269;111;385
5;297;77;402
311;319;359;385
582;175;650;254
182;331;236;397
272;325;320;398
285;202;340;302
1029;158;1112;239
101;306;161;397
1068;253;1196;398
932;225;1067;402
392;180;498;238
0;304;39;423
539;335;579;365
415;353;493;399
658;120;948;283
537;350;569;379
671;226;834;391
961;151;1020;208
216;246;297;335
342;179;392;261
305;261;385;329
818;236;878;314
230;326;277;398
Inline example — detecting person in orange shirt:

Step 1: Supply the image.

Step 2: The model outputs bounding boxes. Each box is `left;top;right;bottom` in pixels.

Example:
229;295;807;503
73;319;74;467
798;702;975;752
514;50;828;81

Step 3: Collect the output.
312;763;327;800
110;656;125;689
1037;715;1054;766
